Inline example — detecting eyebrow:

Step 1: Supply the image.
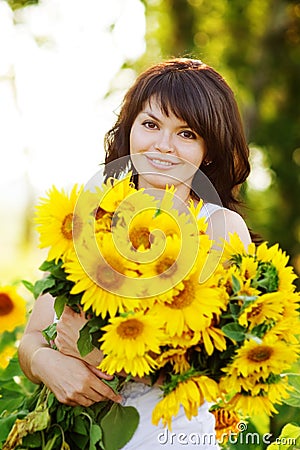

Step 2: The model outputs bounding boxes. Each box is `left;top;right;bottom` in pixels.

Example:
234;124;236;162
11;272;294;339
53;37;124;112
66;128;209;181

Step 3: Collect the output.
141;110;161;123
140;110;190;128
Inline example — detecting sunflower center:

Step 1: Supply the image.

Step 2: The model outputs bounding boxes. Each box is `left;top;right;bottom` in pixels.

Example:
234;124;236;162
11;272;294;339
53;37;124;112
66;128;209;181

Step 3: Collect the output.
61;213;73;240
94;207;108;220
248;303;262;318
117;319;144;339
168;280;194;309
247;345;273;362
0;293;14;316
72;213;83;240
156;257;177;277
130;227;152;250
95;263;123;289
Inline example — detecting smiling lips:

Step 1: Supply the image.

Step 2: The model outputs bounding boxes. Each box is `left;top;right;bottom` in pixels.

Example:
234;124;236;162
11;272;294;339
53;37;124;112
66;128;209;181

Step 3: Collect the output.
145;154;180;169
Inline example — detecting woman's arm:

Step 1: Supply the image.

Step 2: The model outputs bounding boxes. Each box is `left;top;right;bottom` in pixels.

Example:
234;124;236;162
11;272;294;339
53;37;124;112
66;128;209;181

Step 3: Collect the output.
18;293;122;406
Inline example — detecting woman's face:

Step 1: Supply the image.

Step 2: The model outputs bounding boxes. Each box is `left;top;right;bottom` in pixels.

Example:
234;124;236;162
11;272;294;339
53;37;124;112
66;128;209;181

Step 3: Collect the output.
130;98;206;199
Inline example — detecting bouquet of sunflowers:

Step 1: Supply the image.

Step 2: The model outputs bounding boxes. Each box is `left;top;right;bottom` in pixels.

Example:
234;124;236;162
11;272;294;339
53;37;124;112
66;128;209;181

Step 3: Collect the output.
1;173;300;450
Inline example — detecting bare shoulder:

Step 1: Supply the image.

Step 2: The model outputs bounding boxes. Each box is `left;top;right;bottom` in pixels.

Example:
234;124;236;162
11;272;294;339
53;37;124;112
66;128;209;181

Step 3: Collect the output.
206;207;251;248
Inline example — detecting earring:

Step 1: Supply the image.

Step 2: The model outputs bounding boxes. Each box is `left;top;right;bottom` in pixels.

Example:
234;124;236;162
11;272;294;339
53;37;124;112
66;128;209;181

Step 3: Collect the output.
203;160;212;166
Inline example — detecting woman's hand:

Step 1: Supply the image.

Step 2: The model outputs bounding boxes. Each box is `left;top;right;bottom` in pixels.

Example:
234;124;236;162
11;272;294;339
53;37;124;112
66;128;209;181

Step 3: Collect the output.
31;346;122;407
55;306;103;367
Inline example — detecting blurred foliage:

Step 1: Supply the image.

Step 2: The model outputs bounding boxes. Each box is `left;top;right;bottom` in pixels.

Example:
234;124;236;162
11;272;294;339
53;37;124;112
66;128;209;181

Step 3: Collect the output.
5;0;38;10
136;0;300;285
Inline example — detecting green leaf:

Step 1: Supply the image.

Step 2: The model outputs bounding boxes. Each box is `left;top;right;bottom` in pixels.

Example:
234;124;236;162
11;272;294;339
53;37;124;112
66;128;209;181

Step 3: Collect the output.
43;434;60;450
279;422;300;441
33;277;56;299
0;411;28;442
42;323;57;344
283;396;300;407
0;355;23;381
54;295;68;319
231;274;241;293
39;260;57;272
287;374;300;392
73;416;88;435
89;423;102;450
21;431;43;448
101;403;139;450
56;405;66;422
229;302;240;318
77;323;94;357
266;423;300;450
101;377;120;395
283;374;300;408
22;279;34;294
221;322;246;341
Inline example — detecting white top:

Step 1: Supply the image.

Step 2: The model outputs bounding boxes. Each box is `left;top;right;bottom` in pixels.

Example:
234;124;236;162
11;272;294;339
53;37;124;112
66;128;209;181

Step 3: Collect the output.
121;382;219;449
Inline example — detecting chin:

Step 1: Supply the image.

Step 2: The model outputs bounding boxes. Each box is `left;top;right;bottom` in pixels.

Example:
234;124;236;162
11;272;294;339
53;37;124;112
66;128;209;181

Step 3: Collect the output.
139;173;180;190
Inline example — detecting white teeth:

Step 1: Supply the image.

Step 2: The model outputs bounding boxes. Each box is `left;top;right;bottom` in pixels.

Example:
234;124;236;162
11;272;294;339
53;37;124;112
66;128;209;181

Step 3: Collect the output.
151;159;173;166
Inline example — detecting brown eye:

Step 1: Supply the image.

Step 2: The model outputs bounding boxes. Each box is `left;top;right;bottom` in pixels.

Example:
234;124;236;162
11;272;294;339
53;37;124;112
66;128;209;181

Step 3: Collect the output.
143;121;158;129
180;130;197;139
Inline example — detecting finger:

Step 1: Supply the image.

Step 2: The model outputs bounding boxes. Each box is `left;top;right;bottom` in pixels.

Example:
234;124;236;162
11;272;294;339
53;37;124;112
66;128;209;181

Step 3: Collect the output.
89;378;122;403
90;387;122;404
66;393;97;407
88;365;114;380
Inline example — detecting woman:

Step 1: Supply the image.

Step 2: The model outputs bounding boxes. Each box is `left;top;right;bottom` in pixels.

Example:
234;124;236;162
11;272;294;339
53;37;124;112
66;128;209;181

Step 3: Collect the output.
18;58;252;449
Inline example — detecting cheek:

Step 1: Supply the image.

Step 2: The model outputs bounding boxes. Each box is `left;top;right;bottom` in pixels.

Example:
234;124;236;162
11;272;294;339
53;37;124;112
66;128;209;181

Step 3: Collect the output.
185;146;205;168
129;127;139;155
130;127;148;156
194;142;206;167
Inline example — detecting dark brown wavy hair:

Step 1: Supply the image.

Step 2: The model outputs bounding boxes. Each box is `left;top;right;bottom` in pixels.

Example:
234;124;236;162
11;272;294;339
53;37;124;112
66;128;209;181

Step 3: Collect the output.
104;58;250;214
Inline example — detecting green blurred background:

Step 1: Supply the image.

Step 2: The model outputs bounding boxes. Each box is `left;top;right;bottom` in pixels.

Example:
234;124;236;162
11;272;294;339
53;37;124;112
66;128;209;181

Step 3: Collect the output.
0;0;299;448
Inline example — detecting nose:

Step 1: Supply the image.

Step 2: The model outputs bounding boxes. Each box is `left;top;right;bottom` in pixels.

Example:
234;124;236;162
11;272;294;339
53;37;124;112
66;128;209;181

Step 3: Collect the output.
154;131;174;153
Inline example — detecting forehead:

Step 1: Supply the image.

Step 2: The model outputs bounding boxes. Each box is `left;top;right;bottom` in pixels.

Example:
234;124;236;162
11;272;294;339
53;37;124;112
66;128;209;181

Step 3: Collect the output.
141;96;185;121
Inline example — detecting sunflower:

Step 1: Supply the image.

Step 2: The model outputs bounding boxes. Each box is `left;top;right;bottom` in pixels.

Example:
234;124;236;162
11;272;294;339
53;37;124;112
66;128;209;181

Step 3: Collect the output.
151;387;181;430
255;242;297;292
99;311;163;359
98;172;137;213
136;234;201;300
226;392;279;416
266;245;298;292
248;375;292;402
152;270;227;336
221;233;251;263
219;370;258;395
156;347;190;374
211;408;241;442
265;305;300;344
99;352;158;378
109;194;165;264
163;330;201;349
238;292;285;329
0;286;27;333
152;375;219;428
226;338;299;379
223;235;298;294
35;184;83;262
0;345;17;369
200;323;227;355
239;256;259;282
64;234;140;317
